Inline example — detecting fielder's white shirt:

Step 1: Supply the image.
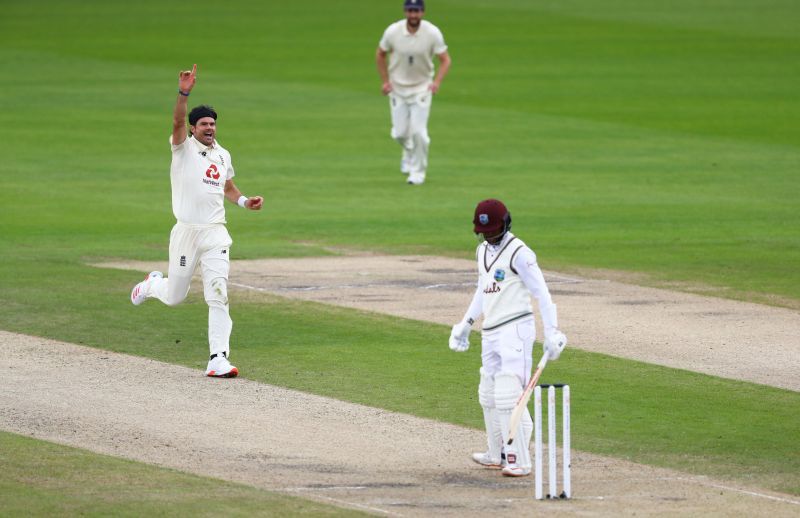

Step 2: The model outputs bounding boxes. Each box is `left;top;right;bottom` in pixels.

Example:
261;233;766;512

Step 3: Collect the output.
379;20;447;96
169;135;235;225
464;233;559;334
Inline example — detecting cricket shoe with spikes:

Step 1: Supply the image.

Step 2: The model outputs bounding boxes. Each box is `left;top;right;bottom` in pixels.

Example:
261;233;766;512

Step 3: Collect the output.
501;464;531;477
130;271;163;306
501;451;530;477
206;352;238;378
471;452;503;469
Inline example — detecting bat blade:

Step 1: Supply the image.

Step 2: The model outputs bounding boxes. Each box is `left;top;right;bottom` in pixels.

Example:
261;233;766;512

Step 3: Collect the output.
506;352;549;445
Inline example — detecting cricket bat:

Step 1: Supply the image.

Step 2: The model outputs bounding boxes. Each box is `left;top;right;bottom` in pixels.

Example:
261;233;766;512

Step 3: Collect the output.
506;351;550;445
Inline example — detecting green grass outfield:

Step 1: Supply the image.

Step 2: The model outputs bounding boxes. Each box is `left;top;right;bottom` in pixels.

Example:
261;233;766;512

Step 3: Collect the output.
0;431;363;516
1;0;798;301
1;0;799;506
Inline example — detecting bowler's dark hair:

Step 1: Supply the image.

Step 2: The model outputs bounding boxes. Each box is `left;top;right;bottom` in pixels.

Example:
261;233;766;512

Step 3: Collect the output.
189;105;218;126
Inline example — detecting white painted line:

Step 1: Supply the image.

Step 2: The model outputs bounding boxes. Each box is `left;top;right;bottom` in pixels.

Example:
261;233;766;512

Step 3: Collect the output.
422;282;476;289
284;486;369;491
232;281;476;293
282;488;400;516
587;476;800;506
543;273;584;284
683;478;800;506
230;282;269;292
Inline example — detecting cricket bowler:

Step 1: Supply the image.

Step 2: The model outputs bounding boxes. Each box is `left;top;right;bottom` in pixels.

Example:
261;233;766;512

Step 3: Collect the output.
130;64;263;378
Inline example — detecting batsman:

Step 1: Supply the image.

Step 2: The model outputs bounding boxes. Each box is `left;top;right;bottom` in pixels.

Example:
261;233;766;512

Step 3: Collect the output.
449;199;567;477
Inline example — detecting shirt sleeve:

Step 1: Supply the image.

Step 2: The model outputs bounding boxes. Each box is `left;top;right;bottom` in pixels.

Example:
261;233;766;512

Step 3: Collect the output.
379;26;392;52
226;152;235;180
432;26;448;54
462;283;484;325
513;246;558;335
169;134;188;153
461;244;484;324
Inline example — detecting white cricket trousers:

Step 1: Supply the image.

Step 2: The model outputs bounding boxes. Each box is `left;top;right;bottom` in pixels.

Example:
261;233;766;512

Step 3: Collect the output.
481;317;536;383
149;222;233;357
389;90;432;178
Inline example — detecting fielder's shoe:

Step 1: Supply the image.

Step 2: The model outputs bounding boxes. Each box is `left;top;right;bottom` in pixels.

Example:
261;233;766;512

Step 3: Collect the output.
501;464;531;477
407;172;425;185
205;352;238;378
471;452;503;469
130;271;163;306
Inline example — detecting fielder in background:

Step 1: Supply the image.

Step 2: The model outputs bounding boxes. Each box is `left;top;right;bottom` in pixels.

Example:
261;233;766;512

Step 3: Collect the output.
376;0;452;185
130;64;264;378
449;199;568;477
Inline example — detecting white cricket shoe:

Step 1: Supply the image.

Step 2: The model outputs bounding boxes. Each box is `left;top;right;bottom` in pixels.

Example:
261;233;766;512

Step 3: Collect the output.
471;452;502;469
205;352;238;378
501;464;531;477
407;172;425;185
130;271;163;306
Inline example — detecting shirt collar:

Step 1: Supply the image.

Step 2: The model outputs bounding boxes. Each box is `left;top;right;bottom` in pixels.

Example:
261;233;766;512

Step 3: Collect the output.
189;135;217;151
488;232;515;251
402;21;420;36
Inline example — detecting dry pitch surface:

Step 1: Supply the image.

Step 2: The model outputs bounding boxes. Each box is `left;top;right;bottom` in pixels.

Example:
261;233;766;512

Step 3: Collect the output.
101;254;800;391
2;255;799;516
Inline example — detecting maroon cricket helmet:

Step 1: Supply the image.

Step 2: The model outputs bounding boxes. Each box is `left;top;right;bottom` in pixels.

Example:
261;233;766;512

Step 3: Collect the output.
473;199;512;235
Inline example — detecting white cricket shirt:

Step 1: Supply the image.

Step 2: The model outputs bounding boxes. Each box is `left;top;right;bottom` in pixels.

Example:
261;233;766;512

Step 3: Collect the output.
464;233;559;334
478;234;533;330
169;135;235;225
379;19;448;96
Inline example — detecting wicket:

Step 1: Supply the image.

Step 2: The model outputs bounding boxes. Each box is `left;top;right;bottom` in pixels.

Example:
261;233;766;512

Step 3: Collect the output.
533;383;571;500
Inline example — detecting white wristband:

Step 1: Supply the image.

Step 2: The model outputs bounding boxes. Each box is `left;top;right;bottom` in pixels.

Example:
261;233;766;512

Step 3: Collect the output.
237;195;248;208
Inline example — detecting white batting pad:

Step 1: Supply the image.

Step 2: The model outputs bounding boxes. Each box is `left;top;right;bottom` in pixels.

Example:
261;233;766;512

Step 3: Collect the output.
494;371;531;469
478;368;502;462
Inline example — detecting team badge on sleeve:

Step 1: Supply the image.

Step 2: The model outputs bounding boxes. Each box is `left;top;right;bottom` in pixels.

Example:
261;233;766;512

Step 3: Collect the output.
494;269;506;282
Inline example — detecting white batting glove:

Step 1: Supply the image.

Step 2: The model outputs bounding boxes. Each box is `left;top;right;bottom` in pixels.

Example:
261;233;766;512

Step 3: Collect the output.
544;330;568;360
449;321;471;352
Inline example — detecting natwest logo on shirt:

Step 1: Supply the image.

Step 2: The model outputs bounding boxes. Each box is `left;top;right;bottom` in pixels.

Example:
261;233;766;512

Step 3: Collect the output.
205;164;221;180
202;163;223;188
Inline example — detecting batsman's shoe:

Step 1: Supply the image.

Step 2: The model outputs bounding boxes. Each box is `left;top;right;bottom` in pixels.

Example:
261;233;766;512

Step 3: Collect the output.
130;271;163;306
205;352;238;378
407;172;425;185
471;452;502;469
501;464;531;477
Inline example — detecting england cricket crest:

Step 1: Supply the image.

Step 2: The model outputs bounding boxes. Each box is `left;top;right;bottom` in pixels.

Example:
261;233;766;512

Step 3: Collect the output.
494;269;506;282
